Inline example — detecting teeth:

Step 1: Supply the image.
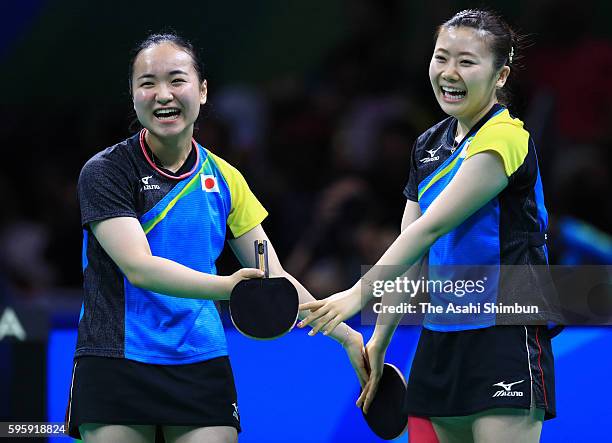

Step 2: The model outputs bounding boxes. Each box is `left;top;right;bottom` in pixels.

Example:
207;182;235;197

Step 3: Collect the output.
441;86;465;93
154;108;180;116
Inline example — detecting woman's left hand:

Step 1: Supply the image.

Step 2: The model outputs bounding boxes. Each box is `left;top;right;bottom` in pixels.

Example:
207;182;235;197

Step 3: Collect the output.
356;339;386;414
297;287;363;336
342;329;368;387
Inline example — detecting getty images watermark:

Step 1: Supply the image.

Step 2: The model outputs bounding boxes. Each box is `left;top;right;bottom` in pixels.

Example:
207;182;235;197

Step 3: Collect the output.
360;265;612;326
369;275;539;316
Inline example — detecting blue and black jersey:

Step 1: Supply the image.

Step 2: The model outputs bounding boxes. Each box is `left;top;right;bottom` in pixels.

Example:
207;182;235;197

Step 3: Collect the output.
76;131;267;364
404;104;559;331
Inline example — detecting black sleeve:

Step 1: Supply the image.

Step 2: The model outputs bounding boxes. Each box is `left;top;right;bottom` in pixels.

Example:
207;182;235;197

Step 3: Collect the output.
403;141;419;202
77;153;137;227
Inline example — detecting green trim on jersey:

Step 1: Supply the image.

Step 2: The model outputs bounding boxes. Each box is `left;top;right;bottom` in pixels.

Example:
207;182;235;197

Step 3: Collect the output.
142;157;211;234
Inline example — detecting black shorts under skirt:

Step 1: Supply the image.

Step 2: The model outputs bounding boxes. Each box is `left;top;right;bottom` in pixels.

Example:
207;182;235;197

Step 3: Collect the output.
65;355;241;439
404;325;556;420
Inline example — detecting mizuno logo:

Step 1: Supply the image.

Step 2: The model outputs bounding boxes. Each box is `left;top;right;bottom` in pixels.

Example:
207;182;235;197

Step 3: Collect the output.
493;380;524;391
232;402;240;421
426;146;442;157
420;145;443;163
492;380;525;397
141;176;160;190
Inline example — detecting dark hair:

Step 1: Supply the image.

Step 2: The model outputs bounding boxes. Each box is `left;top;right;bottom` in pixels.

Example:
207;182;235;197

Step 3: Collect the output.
436;9;524;105
128;32;205;96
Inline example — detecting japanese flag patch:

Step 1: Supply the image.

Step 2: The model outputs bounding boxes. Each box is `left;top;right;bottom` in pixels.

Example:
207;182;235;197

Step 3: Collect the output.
201;174;220;192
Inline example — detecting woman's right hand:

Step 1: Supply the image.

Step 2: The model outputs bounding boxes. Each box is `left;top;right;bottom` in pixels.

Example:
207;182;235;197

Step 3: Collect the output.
297;286;363;336
223;268;264;299
356;339;387;414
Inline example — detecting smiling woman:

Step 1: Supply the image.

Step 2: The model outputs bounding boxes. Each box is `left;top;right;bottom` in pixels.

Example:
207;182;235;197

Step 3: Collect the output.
63;32;368;443
298;9;558;443
130;34;207;171
429;11;514;143
430;26;510;141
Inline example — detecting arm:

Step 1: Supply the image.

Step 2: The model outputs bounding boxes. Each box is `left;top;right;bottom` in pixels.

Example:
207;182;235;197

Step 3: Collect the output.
357;201;423;412
369;200;423;349
228;224;368;386
298;151;509;334
92;217;262;300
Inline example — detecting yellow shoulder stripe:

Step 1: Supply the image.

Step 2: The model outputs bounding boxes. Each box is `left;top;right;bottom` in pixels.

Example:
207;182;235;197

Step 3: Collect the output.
207;151;268;237
465;114;529;177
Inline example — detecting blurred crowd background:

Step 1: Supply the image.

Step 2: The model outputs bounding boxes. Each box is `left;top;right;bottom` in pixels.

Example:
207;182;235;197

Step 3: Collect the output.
1;0;611;317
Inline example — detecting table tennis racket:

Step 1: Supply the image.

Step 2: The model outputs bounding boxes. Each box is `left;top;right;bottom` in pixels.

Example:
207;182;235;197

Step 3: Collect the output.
362;362;409;440
230;240;299;340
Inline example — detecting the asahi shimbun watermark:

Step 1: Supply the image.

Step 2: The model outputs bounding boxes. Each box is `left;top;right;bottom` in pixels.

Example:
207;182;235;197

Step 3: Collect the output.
360;265;612;326
369;275;539;315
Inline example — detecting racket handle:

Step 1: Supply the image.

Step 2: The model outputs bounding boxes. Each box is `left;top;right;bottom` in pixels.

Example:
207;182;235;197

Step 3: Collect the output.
254;240;270;278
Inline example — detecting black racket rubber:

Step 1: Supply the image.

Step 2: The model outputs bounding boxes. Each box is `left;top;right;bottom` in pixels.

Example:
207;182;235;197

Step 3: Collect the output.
362;363;408;440
230;277;299;340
